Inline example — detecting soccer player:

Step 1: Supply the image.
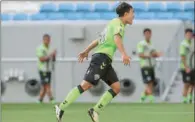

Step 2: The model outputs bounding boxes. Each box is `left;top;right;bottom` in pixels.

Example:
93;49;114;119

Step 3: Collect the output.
137;28;162;103
188;30;195;103
180;28;194;103
55;2;134;122
36;34;56;103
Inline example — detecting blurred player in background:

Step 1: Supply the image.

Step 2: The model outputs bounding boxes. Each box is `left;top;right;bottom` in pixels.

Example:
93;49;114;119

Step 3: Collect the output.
186;29;195;103
180;28;194;103
36;34;56;103
55;2;134;122
137;28;162;103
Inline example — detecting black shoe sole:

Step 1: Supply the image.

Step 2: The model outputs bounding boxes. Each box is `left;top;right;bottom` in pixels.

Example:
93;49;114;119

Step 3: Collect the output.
88;110;95;122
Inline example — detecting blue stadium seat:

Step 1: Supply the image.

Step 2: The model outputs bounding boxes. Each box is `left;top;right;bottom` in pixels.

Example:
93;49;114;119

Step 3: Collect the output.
94;3;110;12
138;12;155;20
58;3;75;12
148;2;165;12
76;3;92;12
166;2;182;12
174;12;194;21
132;2;147;12
30;13;47;20
100;12;117;20
183;2;194;11
65;12;83;20
40;3;57;12
110;2;120;11
1;14;11;21
156;12;173;20
84;12;100;20
48;13;65;20
13;13;28;21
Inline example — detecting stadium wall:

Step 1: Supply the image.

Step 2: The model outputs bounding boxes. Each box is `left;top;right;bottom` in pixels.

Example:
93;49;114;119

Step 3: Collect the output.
1;20;185;103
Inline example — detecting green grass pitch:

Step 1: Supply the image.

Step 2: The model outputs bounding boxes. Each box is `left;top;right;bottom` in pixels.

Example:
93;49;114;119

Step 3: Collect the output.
2;103;194;122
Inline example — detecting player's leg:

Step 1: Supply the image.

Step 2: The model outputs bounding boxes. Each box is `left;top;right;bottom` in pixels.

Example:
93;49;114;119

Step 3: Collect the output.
181;70;191;103
140;68;154;102
92;82;120;113
189;70;195;103
55;53;106;122
55;80;93;122
45;84;55;103
147;68;156;103
187;85;193;103
45;72;55;103
39;85;47;103
147;81;154;103
88;66;119;122
38;71;47;103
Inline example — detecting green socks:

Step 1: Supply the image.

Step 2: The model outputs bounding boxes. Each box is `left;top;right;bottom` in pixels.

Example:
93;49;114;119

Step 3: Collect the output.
183;96;188;103
188;94;192;102
93;89;116;114
140;93;154;102
59;86;84;111
148;95;154;103
59;87;117;114
141;93;147;102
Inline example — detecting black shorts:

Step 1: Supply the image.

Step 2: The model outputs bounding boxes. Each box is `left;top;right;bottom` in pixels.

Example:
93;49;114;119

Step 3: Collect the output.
84;53;119;86
39;71;51;85
141;67;156;84
181;69;195;84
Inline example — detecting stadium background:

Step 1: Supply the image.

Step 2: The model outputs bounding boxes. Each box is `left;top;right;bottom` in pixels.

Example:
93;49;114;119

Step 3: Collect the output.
1;1;194;122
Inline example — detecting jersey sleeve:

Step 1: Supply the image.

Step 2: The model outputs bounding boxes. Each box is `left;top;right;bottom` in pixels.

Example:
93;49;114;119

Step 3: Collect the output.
36;47;44;58
113;23;123;37
137;42;144;54
179;43;186;56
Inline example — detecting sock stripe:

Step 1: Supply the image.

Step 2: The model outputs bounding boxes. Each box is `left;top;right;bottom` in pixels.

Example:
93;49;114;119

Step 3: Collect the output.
108;89;117;98
77;85;84;94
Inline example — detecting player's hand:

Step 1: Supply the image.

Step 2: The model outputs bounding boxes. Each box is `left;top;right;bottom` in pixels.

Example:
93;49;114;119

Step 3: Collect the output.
122;54;131;65
185;67;191;73
52;49;57;57
157;52;163;57
151;52;163;58
49;49;57;58
78;51;88;63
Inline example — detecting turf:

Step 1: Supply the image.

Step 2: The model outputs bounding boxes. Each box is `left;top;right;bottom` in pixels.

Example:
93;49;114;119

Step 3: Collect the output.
2;103;194;122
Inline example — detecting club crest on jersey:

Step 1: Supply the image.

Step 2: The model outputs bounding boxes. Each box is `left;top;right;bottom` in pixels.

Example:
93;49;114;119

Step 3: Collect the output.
94;74;100;81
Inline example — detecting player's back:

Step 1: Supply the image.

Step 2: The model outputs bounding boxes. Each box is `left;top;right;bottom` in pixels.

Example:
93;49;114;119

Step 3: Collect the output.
95;18;125;59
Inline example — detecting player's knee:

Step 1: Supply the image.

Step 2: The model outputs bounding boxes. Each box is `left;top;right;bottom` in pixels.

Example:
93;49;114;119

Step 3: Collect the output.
111;82;121;94
79;81;93;93
42;85;47;91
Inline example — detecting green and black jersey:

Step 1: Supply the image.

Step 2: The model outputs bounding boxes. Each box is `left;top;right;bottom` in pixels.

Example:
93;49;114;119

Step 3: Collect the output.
36;44;52;72
137;40;156;68
179;39;194;70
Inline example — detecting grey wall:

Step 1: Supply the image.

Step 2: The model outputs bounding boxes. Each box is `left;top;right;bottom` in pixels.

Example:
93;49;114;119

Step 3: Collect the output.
1;20;185;103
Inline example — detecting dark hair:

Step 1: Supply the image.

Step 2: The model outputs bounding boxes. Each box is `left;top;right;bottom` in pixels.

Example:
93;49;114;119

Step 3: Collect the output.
143;28;151;34
43;34;50;38
185;28;193;34
116;2;133;17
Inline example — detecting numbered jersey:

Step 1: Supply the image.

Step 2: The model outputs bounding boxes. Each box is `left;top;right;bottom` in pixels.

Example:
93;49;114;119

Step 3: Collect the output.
94;18;125;60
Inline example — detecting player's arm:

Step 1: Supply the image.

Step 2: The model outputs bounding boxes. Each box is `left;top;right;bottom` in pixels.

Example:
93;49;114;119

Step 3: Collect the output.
137;43;150;58
150;49;162;58
36;48;51;62
180;44;189;69
114;34;128;56
83;40;99;53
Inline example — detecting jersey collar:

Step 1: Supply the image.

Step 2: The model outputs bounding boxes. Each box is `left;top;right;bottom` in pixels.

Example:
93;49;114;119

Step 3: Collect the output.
184;39;191;44
144;40;151;45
